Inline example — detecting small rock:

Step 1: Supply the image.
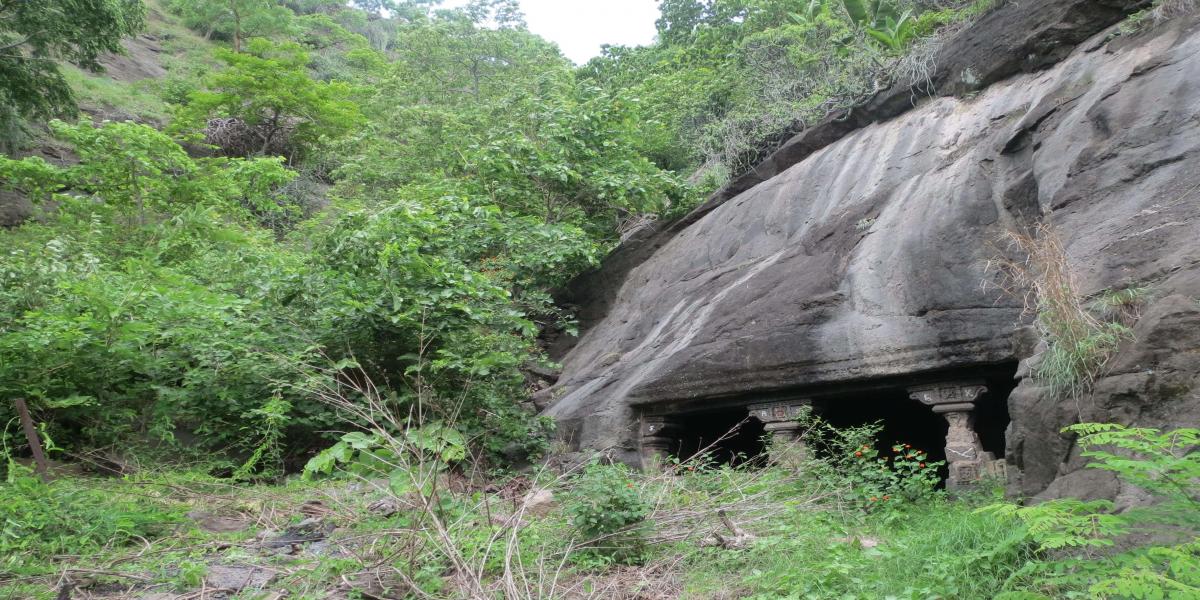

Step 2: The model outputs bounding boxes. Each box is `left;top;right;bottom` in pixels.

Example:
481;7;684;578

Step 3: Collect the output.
204;564;274;591
261;519;332;549
521;489;557;516
367;498;400;517
299;499;334;518
186;510;252;533
295;516;323;531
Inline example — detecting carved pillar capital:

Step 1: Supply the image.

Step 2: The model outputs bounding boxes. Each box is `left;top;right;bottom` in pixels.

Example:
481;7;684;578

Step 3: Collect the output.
747;399;811;425
748;399;811;465
908;380;988;409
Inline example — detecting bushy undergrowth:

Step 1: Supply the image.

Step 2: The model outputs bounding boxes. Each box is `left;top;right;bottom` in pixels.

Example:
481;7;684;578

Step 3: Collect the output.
985;424;1200;599
1;0;704;473
564;462;650;565
0;117;594;471
1;423;1194;599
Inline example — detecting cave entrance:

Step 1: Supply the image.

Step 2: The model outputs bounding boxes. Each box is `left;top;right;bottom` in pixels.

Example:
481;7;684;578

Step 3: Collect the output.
639;365;1017;486
815;367;1016;485
819;387;951;466
671;408;766;467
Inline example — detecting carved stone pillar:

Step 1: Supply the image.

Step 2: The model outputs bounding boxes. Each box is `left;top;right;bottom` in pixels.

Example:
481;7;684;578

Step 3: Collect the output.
639;415;679;471
748;400;811;465
908;381;994;490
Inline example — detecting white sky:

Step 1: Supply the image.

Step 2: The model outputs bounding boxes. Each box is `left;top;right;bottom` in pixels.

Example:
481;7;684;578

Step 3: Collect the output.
444;0;662;63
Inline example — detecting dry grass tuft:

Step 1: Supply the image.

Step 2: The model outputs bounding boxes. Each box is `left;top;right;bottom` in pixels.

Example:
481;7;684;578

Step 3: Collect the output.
989;223;1131;400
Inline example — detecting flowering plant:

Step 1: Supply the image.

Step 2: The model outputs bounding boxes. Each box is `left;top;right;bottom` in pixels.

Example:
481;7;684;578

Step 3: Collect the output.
844;442;944;509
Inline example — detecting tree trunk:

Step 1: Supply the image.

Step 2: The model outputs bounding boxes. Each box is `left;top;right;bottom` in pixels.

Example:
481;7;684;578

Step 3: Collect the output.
14;398;50;482
231;0;242;53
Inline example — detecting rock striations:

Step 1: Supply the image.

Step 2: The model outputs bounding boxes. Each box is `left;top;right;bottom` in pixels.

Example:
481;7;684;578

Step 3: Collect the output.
542;0;1200;498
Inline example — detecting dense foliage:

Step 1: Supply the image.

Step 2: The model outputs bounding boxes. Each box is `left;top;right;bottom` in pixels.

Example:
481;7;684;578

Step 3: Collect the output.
0;0;997;470
585;0;991;182
0;0;146;151
0;0;703;471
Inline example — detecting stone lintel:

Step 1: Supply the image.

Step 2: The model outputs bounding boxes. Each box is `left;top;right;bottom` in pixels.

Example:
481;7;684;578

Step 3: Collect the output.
908;380;988;408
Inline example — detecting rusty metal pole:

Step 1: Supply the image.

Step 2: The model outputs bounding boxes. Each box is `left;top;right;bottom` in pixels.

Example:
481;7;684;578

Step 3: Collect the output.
14;398;50;482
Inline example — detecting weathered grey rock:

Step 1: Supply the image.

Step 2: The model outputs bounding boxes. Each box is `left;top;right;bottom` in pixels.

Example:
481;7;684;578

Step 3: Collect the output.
544;5;1200;496
204;564;275;591
0;190;32;229
521;488;558;517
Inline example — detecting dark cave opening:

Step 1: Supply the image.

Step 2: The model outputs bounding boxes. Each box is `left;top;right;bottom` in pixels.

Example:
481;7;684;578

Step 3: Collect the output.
816;368;1016;482
658;365;1017;476
672;408;767;466
818;387;953;477
974;374;1016;459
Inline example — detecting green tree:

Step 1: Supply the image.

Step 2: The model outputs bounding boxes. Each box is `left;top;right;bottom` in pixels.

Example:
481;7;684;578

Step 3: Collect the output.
180;39;363;160
352;0;397;18
0;121;316;459
0;0;144;146
162;0;294;52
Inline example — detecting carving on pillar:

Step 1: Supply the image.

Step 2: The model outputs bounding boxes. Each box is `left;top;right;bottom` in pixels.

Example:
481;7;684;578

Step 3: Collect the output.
748;399;811;464
747;400;810;426
639;415;679;470
943;410;983;463
908;381;988;408
908;381;993;490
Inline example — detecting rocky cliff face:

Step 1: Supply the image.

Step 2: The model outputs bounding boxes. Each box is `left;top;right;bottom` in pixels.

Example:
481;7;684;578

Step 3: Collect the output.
542;0;1200;498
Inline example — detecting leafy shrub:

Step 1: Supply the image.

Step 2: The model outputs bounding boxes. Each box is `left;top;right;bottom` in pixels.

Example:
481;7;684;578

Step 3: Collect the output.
564;462;650;565
0;121;326;460
798;415;944;508
177;39;362;162
841;441;945;508
985;424;1200;599
303;422;467;491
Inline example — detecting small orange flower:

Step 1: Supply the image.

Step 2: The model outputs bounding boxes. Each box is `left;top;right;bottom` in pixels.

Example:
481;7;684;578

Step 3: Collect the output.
883;495;890;500
627;482;633;488
904;444;911;449
854;451;863;457
869;497;878;502
919;463;926;468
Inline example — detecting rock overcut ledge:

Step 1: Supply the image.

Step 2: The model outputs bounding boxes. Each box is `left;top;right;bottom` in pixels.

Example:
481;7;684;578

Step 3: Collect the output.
543;1;1200;497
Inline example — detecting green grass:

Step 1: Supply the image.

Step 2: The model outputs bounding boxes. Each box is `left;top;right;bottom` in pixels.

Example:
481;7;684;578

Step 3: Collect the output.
60;0;219;125
3;435;1188;599
62;65;172;123
680;492;1033;599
